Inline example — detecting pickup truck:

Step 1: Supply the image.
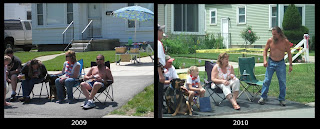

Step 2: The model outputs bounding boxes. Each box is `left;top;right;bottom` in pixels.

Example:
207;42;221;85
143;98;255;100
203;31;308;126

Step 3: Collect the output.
4;19;33;51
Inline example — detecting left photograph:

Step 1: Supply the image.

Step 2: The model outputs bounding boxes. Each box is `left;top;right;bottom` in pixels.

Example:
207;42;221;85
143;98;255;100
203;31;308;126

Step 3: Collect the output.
4;3;154;118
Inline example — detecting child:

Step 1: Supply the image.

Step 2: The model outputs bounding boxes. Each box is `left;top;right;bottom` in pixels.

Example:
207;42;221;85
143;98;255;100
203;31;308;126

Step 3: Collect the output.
4;56;12;106
186;66;206;105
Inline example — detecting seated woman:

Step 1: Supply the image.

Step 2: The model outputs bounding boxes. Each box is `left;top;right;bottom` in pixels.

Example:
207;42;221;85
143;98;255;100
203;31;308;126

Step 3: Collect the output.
55;50;80;104
211;53;241;110
18;59;48;104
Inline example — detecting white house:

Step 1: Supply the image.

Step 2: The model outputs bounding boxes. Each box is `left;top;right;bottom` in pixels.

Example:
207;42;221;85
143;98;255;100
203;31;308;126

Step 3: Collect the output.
31;3;154;51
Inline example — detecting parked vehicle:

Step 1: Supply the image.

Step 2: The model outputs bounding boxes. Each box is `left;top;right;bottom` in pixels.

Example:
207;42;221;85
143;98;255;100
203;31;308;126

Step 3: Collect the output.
4;19;33;51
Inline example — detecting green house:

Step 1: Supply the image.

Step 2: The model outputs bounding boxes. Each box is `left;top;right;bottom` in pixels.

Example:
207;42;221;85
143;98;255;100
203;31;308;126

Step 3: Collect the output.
158;4;315;48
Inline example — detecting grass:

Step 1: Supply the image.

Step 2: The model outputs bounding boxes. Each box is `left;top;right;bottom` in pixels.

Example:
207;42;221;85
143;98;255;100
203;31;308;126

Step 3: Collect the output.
14;51;63;63
110;84;154;117
196;63;315;104
170;53;263;69
41;51;151;71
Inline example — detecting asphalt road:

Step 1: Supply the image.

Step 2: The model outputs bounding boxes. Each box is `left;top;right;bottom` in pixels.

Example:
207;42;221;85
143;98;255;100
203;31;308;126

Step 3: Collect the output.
4;57;154;118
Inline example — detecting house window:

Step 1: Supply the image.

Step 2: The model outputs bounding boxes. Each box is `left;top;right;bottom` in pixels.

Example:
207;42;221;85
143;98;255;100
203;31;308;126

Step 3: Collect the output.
209;8;217;25
37;3;43;25
27;11;32;20
173;4;199;32
67;3;73;24
237;6;246;24
271;6;277;27
46;4;64;25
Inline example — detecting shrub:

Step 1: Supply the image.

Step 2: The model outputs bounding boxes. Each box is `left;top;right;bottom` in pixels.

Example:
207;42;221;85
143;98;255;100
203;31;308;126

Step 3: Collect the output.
240;25;260;45
282;4;309;44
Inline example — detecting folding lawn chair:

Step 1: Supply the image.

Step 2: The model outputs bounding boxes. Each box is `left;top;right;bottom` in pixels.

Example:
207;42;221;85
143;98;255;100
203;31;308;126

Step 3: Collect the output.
17;74;50;100
203;61;226;106
73;59;86;100
90;61;114;104
237;57;263;102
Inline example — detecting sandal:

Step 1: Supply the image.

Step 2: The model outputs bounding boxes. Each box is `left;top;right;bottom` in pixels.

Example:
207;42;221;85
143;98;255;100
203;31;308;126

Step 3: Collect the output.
232;104;241;110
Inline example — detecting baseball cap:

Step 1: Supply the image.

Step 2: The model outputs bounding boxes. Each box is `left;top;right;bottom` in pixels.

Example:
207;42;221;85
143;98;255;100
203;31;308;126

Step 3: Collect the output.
165;55;175;63
158;24;165;30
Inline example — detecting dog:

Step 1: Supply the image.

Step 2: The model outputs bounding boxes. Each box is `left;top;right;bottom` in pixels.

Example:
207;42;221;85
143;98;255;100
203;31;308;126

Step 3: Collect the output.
164;78;192;116
47;74;66;100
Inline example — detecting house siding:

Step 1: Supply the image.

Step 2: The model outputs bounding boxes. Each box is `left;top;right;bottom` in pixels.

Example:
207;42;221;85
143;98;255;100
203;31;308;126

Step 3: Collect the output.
205;4;271;47
305;4;315;38
32;3;154;45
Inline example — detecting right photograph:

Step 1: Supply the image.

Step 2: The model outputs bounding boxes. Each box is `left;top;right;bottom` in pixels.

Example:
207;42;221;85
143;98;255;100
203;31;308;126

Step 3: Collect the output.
157;4;315;118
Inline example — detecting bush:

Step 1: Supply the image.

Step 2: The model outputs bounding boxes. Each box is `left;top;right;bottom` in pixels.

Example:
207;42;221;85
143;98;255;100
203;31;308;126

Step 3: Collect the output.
284;26;309;44
240;25;260;45
282;4;309;44
282;4;302;30
162;34;190;54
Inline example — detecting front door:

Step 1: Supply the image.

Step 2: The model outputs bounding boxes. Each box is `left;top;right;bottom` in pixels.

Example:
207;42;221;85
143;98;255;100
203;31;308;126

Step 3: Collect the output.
221;18;229;49
88;3;102;38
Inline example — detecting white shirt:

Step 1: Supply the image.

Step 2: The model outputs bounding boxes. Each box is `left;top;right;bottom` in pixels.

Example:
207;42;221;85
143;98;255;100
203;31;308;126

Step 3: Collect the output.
158;40;165;66
164;66;178;87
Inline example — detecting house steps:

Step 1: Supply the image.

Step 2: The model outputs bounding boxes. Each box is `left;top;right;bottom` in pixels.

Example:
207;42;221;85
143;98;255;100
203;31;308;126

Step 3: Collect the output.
69;40;91;52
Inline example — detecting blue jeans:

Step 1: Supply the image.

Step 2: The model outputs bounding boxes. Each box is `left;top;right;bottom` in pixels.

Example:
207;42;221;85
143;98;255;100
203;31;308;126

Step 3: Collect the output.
21;78;44;97
261;57;287;101
55;78;78;100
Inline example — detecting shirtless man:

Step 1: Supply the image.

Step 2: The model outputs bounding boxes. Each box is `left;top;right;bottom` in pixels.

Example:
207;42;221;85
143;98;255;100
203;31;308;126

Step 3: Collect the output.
80;54;113;109
258;26;293;106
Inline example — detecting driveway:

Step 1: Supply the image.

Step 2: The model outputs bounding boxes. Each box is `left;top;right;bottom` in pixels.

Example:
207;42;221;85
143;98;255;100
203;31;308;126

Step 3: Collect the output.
4;56;154;118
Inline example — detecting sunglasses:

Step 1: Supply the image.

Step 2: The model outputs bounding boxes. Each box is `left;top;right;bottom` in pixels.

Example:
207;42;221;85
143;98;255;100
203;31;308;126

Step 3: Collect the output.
66;55;70;58
96;58;104;61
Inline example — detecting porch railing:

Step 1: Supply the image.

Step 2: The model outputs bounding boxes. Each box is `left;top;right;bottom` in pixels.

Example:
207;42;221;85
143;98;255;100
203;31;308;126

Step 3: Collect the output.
62;21;74;51
82;20;93;40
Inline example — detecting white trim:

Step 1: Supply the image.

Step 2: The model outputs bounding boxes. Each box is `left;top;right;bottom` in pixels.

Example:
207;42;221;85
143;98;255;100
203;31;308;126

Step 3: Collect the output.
209;8;217;25
170;4;205;35
236;5;246;25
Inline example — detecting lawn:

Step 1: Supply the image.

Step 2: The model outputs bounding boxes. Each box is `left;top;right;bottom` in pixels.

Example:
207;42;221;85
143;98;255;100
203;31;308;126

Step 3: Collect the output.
196;63;315;104
110;84;154;117
170;53;263;69
14;51;63;63
41;51;151;71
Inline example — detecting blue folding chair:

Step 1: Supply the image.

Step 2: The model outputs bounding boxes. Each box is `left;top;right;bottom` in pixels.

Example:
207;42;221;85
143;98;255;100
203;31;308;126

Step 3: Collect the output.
73;59;85;99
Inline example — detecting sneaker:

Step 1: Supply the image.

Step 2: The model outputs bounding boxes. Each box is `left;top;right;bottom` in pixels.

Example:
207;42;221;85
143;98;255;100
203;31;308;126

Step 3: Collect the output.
81;100;88;107
23;97;31;104
258;98;265;105
83;100;95;109
279;100;286;106
10;93;17;102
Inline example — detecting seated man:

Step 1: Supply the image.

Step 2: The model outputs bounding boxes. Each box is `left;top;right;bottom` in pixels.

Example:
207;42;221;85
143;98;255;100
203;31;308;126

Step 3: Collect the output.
5;48;22;102
80;54;113;109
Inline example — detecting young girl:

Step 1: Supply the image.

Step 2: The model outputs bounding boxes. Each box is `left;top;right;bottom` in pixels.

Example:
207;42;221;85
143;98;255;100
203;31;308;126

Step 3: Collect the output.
4;56;12;106
186;66;206;105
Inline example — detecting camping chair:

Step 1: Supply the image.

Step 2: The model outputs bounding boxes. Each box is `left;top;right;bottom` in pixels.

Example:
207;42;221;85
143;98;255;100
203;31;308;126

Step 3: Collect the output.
203;61;226;106
17;76;49;100
238;57;263;102
73;59;85;100
90;61;114;104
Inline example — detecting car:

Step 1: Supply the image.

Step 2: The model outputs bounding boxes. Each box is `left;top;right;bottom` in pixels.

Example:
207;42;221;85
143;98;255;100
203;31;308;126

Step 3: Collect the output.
4;19;34;51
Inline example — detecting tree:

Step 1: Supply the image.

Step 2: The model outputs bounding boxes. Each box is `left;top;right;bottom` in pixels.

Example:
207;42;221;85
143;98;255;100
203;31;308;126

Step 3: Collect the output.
282;4;309;44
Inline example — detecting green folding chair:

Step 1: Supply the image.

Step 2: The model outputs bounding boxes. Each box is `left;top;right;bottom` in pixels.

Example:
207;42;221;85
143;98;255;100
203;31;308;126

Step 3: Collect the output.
237;57;263;102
